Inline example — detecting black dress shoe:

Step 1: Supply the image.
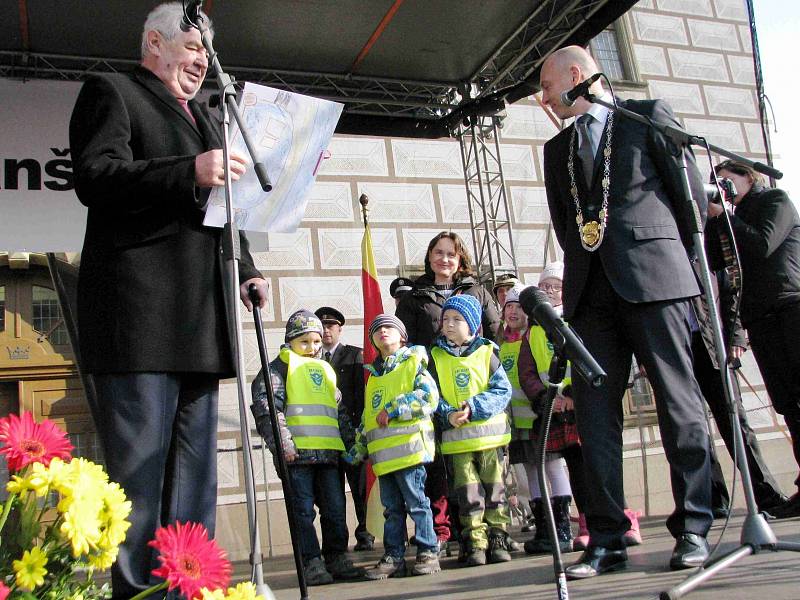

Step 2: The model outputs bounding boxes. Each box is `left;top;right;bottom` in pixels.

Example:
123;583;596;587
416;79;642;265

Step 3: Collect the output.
565;546;627;580
353;538;374;551
669;533;709;570
712;506;730;519
757;492;789;515
768;492;800;519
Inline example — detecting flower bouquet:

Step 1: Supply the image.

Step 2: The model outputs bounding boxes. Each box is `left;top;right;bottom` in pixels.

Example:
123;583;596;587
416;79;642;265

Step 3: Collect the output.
0;412;264;600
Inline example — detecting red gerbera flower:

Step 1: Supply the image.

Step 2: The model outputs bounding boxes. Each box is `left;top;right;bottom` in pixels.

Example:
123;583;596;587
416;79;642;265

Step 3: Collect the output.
149;521;232;599
0;411;73;472
0;581;10;600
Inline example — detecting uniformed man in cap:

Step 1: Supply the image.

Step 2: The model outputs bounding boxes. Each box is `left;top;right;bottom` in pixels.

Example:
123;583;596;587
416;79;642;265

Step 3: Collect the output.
389;277;415;307
314;306;374;550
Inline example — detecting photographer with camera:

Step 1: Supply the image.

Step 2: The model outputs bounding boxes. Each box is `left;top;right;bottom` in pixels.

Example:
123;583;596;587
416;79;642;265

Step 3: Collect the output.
706;160;800;519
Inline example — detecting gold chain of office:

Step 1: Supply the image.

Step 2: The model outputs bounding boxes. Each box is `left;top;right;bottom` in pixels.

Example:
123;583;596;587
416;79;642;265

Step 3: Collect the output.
567;111;614;251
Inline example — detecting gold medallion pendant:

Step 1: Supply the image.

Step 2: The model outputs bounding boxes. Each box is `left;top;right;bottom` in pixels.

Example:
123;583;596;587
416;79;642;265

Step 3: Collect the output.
581;221;601;247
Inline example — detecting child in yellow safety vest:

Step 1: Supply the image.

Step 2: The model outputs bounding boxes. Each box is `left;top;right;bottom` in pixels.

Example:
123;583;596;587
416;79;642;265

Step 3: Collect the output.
250;309;363;586
429;294;514;567
345;314;442;580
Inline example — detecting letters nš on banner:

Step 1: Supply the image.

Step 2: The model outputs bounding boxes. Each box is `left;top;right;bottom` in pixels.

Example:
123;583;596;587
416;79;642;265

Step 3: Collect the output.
1;149;73;192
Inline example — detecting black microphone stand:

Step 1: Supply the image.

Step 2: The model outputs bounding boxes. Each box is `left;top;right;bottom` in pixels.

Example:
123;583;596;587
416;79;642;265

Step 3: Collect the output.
536;349;571;600
578;90;800;600
184;6;277;598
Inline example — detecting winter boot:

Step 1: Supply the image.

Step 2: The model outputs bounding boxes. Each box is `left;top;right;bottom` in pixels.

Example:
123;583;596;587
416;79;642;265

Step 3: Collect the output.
523;499;549;554
303;556;334;586
325;553;365;580
573;513;590;551
552;495;574;552
623;508;643;546
488;528;512;563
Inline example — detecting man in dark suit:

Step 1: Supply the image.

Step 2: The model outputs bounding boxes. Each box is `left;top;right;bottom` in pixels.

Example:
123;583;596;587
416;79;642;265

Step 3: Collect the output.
69;3;268;597
540;46;713;578
314;306;373;550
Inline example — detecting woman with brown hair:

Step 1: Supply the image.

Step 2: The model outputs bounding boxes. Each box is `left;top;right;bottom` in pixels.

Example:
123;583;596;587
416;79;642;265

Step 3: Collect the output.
706;160;800;518
395;231;502;551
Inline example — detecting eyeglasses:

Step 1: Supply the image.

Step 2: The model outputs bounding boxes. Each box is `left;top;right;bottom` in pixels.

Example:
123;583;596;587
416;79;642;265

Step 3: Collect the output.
539;283;562;292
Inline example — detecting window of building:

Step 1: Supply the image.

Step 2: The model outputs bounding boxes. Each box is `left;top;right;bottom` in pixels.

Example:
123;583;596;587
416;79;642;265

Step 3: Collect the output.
0;286;5;332
32;285;69;346
589;17;641;85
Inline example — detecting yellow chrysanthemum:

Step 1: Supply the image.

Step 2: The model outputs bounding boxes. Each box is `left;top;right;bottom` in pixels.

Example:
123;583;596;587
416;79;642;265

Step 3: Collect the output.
12;546;49;591
61;502;102;556
6;461;52;497
51;457;108;499
199;588;227;600
87;545;119;570
224;582;264;600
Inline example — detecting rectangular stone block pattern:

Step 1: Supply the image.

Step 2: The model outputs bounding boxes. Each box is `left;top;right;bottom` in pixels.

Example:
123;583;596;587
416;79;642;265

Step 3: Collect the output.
318;228;399;270
668;49;728;82
500;104;561;140
648;80;704;114
357;182;436;222
656;0;713;16
320;136;388;176
742;122;766;154
217;438;240;490
633;12;688;45
703;85;757;118
252;229;313;271
510;186;551;224
633;44;670;76
438;184;471;224
500;144;538;181
392;139;464;179
738;24;752;53
279;276;363;322
634;0;654;8
687;19;740;52
303;181;354;222
513;228;548;267
714;0;748;21
402;228;472;267
682;118;746;152
727;55;756;85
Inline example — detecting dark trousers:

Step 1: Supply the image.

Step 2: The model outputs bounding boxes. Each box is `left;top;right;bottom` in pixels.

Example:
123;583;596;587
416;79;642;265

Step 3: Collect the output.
570;262;713;548
340;461;372;543
92;372;219;600
709;438;731;509
692;332;784;506
290;464;349;562
561;444;588;513
746;305;800;490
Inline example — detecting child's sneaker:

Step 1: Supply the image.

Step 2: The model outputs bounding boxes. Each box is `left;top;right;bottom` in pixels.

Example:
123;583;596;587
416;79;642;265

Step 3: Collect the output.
623;508;642;546
303;556;334;586
365;555;406;580
325;553;364;580
466;547;487;566
412;550;441;575
488;530;512;563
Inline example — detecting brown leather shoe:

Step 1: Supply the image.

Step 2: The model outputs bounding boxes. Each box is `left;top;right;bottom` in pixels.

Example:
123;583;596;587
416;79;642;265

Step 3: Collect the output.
565;546;627;580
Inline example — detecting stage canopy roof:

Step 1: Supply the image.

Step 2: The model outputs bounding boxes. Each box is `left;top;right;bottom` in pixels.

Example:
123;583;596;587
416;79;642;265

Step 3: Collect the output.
0;0;636;138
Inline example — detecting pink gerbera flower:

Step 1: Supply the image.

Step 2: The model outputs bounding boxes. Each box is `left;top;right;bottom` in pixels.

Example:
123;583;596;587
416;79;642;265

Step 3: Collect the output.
150;521;232;600
0;411;73;472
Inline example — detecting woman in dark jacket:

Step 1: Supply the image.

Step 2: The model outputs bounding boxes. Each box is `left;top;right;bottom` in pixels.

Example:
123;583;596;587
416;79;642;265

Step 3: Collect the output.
396;231;501;347
394;231;503;551
707;160;800;518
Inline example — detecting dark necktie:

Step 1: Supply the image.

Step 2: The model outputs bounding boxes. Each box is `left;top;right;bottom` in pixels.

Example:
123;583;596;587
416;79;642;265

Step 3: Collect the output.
576;113;595;187
324;351;332;362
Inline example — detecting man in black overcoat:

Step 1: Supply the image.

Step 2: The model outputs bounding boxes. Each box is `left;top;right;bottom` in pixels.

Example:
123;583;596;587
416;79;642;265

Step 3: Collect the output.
539;46;713;578
69;3;268;597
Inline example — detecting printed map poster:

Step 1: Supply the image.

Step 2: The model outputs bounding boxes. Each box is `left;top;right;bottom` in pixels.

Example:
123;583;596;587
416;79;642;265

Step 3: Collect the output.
204;83;343;233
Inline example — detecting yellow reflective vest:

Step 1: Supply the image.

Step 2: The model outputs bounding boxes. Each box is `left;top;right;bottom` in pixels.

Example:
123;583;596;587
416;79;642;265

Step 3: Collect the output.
528;326;572;389
363;349;435;476
499;337;537;429
431;344;511;455
282;348;345;452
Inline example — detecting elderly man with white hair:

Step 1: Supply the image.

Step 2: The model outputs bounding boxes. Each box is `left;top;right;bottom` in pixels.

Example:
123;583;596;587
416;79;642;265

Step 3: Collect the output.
69;2;268;597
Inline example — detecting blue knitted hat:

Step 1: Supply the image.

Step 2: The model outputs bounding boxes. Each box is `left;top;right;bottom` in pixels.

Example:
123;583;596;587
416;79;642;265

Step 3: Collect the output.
441;294;482;335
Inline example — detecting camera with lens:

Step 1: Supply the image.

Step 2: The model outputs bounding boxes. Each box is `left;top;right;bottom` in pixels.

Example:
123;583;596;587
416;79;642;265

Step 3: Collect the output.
704;177;737;203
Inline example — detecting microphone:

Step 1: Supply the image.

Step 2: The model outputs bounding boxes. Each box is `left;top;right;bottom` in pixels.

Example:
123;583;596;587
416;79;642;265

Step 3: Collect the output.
180;0;203;32
560;72;603;107
519;286;606;388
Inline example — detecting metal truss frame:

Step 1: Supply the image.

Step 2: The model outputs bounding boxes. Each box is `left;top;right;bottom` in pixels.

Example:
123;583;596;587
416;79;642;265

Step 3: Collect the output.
457;115;517;288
